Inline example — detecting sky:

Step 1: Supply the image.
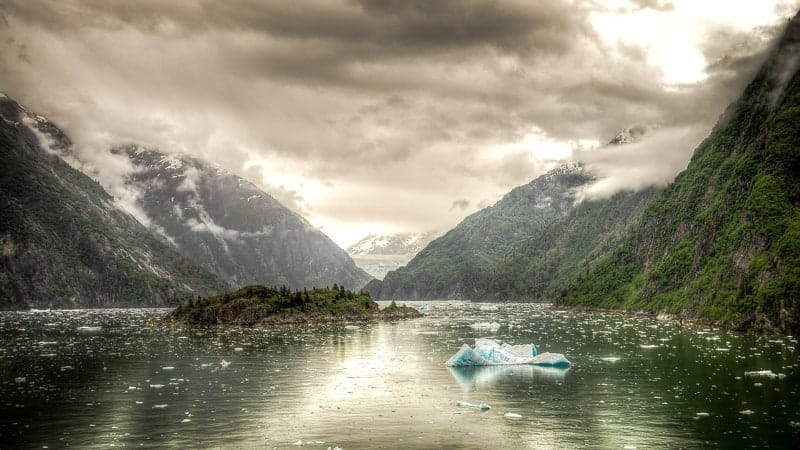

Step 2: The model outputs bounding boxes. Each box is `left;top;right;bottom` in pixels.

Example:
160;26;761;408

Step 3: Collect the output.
1;0;798;248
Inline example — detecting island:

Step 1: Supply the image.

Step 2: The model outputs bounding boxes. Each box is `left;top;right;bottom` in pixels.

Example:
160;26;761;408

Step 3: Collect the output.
163;284;422;325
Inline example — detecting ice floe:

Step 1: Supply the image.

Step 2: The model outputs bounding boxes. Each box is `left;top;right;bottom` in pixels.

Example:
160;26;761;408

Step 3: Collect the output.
456;401;490;410
445;338;570;368
469;322;501;332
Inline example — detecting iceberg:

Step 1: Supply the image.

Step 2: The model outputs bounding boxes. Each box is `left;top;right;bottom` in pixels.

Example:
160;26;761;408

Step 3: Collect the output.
445;338;570;368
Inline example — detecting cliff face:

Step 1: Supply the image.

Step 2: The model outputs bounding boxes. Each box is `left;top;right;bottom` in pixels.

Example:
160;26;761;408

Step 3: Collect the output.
560;13;800;333
369;163;591;300
0;95;228;308
118;147;373;291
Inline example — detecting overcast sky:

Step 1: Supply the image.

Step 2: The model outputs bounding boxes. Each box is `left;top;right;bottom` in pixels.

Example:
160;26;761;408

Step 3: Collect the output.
1;0;798;247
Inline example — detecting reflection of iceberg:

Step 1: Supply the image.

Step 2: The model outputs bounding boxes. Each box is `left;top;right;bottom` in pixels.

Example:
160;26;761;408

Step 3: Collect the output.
445;338;571;368
448;364;570;390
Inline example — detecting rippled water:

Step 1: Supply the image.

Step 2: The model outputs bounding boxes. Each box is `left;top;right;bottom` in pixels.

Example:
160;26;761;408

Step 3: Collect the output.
1;303;798;449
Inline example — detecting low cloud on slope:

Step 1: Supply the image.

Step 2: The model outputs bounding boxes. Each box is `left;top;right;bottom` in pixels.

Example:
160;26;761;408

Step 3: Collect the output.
0;0;797;245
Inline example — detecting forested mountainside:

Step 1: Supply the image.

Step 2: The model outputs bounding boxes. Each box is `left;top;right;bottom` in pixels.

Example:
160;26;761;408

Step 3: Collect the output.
481;187;662;301
560;13;800;333
0;95;228;308
367;163;590;299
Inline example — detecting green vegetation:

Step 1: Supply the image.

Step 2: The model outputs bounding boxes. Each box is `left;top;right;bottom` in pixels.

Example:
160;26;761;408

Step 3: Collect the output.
560;18;800;333
481;187;661;301
372;165;590;299
0;96;228;309
165;284;422;325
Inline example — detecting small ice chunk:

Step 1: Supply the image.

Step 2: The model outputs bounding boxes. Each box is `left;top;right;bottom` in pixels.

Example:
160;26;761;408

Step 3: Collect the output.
456;401;490;410
601;357;621;362
744;370;783;379
78;326;102;333
639;344;659;349
153;404;168;409
739;409;754;415
234;347;244;352
504;412;522;419
220;360;231;368
418;305;429;312
162;367;174;371
470;322;501;332
150;384;165;389
181;418;191;423
344;325;360;330
695;412;710;418
14;377;26;383
60;366;74;371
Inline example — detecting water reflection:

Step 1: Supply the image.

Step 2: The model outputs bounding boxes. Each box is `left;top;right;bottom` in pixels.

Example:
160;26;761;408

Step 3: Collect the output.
1;304;798;448
449;365;570;391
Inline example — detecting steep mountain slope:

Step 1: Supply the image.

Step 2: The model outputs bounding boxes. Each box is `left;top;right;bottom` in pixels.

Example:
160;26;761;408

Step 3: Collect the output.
347;231;438;279
560;13;800;333
368;163;591;299
0;95;228;308
118;147;373;291
481;187;662;301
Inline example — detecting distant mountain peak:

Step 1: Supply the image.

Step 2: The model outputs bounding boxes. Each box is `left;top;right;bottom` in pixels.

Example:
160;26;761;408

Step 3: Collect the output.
348;231;438;257
608;124;658;145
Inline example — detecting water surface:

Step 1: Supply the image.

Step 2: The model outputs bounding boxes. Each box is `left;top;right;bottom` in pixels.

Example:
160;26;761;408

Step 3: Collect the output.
1;303;798;448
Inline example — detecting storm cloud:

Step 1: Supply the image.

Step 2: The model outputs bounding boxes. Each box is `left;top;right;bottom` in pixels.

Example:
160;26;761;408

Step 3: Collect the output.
0;0;797;245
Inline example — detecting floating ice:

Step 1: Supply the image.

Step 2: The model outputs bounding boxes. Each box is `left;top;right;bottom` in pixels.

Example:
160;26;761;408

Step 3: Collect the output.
470;322;500;332
78;326;102;333
445;338;570;368
639;344;659;349
153;404;168;409
220;359;231;368
456;401;490;410
150;384;165;389
418;305;429;312
744;370;785;379
740;409;754;415
14;377;26;383
344;325;360;330
601;357;621;363
504;412;522;419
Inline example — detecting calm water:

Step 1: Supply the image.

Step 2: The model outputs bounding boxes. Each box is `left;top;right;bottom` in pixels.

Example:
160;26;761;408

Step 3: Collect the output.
1;302;798;449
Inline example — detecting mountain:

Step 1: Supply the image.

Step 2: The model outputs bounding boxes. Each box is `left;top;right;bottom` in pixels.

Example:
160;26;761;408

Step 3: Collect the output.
559;13;800;333
116;146;373;291
0;94;228;308
367;163;592;299
347;231;438;279
480;187;662;300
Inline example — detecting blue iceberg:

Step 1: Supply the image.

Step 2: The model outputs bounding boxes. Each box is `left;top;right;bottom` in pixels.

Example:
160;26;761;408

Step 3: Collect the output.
445;338;571;368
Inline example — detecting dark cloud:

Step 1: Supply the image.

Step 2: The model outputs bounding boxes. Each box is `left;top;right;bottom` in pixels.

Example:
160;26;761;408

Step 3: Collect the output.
450;199;470;211
0;0;796;245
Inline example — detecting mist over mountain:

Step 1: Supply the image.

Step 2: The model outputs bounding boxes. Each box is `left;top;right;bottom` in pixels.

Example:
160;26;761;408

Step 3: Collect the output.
0;95;228;308
560;12;800;333
115;147;373;292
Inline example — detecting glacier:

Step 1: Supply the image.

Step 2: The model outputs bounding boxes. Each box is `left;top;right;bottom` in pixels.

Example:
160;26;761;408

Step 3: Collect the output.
445;338;571;368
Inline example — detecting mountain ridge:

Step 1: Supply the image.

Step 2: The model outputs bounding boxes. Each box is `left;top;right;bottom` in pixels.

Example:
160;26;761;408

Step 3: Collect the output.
0;95;229;308
559;12;800;333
